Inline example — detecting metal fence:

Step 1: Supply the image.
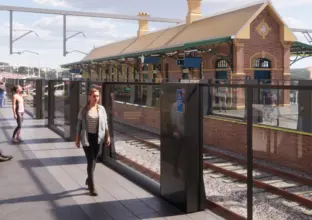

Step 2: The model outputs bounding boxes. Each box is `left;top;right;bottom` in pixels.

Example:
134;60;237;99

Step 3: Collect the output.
3;78;312;220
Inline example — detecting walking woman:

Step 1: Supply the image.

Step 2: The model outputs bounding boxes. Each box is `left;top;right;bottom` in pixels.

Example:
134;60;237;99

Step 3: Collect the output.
75;88;111;196
12;85;26;143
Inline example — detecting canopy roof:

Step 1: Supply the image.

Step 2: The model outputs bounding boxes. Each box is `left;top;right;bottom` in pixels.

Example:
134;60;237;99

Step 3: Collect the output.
61;1;298;68
291;41;312;54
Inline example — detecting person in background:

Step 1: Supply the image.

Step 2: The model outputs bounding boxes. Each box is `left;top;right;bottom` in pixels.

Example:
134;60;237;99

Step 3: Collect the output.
12;85;28;143
0;149;13;162
0;81;5;108
216;80;228;112
76;88;111;196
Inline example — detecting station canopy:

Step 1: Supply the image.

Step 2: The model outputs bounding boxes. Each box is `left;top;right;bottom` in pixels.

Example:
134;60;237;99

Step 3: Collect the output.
61;1;311;68
290;41;312;55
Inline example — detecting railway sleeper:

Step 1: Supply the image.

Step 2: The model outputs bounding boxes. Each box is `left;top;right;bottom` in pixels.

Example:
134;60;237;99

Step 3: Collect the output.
209;162;235;168
299;206;312;216
207;158;227;164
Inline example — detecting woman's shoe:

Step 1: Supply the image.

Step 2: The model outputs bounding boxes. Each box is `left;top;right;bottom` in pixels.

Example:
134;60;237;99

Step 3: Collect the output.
11;138;19;144
89;188;98;196
0;155;10;162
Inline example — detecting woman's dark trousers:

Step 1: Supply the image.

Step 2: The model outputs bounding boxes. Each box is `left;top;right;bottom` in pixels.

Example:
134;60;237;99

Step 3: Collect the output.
83;133;100;192
12;112;23;139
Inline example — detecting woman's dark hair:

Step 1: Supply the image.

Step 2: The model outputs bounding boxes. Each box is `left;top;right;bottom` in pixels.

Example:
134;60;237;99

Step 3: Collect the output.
11;85;19;94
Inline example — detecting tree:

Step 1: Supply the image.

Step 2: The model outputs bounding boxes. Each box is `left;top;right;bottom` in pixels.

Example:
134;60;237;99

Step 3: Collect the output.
17;66;28;74
39;70;46;78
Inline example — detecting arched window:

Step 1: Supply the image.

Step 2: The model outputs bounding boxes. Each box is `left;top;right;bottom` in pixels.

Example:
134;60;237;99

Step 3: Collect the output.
254;58;271;68
215;59;228;83
142;64;149;71
216;59;229;69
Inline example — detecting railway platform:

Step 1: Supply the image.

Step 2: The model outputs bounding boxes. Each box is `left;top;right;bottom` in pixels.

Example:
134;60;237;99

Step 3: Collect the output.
0;104;223;220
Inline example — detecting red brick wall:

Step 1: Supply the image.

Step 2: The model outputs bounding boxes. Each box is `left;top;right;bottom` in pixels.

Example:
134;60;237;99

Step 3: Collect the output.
113;102;312;174
204;117;312;174
113;101;160;130
244;8;284;78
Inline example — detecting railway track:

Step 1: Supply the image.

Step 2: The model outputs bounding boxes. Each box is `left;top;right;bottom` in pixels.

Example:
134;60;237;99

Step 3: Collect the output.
112;121;312;219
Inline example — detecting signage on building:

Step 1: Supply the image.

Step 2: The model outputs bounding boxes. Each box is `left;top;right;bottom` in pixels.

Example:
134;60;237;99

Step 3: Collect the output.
70;68;81;74
176;88;184;113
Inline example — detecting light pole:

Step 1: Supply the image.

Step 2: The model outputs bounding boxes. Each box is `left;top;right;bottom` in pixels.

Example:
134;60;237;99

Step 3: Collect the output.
63;28;87;56
10;28;40;55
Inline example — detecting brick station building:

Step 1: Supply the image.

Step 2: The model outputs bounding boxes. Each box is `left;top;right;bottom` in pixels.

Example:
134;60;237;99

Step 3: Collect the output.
62;0;312;177
63;0;312;107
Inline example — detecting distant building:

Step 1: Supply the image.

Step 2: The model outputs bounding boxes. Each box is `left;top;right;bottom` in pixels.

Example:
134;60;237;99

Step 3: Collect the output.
0;62;11;72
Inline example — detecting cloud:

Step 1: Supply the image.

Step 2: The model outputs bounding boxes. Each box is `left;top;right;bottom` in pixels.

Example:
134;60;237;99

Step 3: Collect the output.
282;17;312;43
32;15;118;39
10;0;311;69
33;0;69;7
283;17;307;29
0;15;135;68
0;14;138;45
200;0;312;14
33;0;117;10
273;0;312;8
0;9;147;68
202;0;312;8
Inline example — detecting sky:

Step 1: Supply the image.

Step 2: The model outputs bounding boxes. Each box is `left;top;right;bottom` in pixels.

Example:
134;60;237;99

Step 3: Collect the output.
0;0;311;69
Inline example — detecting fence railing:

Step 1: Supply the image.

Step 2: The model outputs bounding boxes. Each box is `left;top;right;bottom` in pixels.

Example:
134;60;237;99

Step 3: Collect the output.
4;78;312;220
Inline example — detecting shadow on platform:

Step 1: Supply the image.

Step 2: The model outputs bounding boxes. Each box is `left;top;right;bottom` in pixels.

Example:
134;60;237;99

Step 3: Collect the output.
19;155;86;168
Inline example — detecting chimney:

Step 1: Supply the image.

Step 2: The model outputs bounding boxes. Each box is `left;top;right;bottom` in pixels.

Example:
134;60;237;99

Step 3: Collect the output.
137;12;150;37
186;0;202;24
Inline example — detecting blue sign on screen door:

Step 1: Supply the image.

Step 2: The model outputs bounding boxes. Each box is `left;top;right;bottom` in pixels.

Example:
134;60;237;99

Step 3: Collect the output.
176;89;184;113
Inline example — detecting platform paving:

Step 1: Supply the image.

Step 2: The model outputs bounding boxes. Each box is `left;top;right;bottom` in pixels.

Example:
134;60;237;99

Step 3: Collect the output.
0;105;223;220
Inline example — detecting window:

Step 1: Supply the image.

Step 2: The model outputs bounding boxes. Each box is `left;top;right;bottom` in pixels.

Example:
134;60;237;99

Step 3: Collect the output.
216;59;229;68
254;58;271;68
153;64;161;71
142;64;149;71
118;65;122;76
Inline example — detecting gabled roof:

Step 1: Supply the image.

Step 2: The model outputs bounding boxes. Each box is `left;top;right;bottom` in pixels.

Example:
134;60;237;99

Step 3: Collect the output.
169;2;264;46
62;0;296;68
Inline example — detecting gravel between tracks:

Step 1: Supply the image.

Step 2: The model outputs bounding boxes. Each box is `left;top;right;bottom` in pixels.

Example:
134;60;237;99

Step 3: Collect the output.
114;132;312;220
114;133;161;174
205;145;312;181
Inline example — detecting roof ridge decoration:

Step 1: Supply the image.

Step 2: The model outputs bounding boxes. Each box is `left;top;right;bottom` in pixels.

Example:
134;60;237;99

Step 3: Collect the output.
138;12;150;16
